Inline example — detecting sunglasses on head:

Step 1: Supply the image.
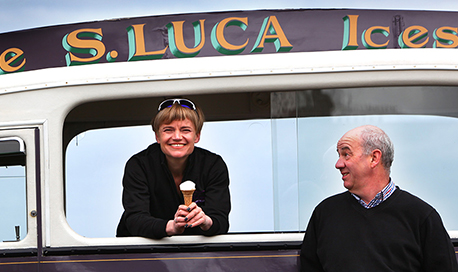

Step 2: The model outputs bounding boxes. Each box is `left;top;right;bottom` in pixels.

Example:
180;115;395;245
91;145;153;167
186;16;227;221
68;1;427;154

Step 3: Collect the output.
158;99;196;112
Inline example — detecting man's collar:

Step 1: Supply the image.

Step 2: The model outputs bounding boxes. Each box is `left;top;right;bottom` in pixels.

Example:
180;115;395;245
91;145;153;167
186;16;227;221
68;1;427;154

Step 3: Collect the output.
351;179;396;209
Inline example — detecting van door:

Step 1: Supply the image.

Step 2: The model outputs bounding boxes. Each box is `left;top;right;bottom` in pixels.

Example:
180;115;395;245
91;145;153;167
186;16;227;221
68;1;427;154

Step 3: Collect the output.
0;128;41;271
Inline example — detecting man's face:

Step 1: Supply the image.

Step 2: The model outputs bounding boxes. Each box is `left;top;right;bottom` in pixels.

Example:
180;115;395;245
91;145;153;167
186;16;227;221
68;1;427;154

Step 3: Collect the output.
155;118;200;162
335;129;372;195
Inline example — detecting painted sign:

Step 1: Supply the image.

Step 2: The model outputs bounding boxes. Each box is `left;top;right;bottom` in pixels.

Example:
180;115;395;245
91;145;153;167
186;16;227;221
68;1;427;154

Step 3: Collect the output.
1;9;458;74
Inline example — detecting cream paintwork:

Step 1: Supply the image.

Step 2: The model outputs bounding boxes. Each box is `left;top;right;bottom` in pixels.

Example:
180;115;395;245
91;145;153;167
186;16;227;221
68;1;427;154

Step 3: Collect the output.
1;49;458;250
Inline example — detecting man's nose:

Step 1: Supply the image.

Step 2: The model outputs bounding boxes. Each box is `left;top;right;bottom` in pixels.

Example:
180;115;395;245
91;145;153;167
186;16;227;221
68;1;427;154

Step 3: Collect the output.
335;157;344;169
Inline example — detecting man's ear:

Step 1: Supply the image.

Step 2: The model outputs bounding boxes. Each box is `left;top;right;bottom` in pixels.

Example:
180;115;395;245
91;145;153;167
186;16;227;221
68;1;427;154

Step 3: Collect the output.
195;133;201;143
370;149;382;168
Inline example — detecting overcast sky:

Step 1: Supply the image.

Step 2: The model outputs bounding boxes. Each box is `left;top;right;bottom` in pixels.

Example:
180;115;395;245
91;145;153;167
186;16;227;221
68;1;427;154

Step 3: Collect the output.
2;0;458;34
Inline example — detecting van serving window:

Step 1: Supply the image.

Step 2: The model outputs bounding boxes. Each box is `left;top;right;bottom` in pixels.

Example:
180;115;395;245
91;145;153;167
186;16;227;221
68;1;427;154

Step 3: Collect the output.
64;87;458;238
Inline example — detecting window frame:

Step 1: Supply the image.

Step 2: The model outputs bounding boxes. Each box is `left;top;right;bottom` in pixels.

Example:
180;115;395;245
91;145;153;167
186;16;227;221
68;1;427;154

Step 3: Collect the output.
0;127;40;255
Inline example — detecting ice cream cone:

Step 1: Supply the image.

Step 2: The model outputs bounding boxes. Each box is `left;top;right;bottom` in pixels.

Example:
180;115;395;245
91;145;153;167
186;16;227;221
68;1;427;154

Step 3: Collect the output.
182;189;195;206
180;180;196;206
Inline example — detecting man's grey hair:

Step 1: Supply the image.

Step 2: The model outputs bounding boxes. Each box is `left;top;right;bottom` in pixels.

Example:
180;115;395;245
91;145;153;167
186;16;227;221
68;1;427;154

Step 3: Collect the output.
360;126;394;172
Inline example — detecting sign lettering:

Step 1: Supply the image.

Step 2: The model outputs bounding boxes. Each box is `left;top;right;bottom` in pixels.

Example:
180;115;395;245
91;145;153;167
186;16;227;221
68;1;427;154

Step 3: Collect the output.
1;9;458;75
0;48;25;74
62;28;106;66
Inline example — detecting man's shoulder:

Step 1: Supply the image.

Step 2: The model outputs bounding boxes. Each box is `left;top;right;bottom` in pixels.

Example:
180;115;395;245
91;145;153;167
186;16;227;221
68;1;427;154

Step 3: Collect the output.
324;191;349;201
392;188;435;212
316;191;351;208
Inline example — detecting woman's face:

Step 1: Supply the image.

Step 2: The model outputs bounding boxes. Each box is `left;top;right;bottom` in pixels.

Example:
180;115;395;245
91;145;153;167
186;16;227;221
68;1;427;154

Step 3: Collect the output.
155;118;200;162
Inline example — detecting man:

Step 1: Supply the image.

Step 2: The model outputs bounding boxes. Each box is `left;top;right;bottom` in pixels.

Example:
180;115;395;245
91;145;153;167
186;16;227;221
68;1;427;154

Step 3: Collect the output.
300;125;458;271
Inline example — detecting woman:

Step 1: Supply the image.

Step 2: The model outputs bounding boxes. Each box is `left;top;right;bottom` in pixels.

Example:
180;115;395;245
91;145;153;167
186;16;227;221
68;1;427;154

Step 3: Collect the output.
117;98;231;238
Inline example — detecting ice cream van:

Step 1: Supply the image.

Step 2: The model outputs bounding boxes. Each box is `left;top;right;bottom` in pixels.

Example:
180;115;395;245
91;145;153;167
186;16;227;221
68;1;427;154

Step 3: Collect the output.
0;8;457;271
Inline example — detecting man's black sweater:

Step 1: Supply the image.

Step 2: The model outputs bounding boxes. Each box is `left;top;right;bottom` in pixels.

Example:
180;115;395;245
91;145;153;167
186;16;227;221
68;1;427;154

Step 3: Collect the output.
300;188;458;271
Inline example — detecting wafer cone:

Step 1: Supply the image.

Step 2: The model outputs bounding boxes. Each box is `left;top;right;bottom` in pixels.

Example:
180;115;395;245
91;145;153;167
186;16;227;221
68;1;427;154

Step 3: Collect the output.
182;189;195;206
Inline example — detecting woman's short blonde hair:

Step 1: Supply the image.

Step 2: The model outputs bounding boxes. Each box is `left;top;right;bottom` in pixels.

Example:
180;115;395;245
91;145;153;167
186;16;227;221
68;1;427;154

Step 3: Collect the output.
151;101;205;134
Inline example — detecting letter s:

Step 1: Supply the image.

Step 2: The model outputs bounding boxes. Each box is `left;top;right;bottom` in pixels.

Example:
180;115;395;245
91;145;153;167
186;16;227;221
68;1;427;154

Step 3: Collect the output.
62;28;106;66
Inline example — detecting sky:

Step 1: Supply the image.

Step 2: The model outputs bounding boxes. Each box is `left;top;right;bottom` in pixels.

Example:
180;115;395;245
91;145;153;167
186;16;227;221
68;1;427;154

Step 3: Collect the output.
2;0;458;34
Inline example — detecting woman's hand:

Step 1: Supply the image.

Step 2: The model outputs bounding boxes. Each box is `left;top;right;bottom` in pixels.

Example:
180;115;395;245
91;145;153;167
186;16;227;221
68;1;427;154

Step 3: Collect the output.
166;203;213;235
182;202;213;231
